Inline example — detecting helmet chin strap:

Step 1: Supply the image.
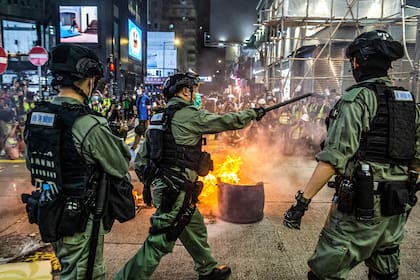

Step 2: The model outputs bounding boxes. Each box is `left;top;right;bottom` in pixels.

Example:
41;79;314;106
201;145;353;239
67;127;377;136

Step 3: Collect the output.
189;87;194;103
70;83;89;105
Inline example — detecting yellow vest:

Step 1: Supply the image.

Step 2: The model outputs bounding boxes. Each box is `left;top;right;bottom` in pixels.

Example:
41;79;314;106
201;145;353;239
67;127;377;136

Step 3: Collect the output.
102;98;111;109
278;112;290;125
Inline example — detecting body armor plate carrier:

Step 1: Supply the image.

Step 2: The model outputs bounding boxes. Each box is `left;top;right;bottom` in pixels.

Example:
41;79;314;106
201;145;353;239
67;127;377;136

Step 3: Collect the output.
25;102;98;195
347;82;416;165
148;103;205;173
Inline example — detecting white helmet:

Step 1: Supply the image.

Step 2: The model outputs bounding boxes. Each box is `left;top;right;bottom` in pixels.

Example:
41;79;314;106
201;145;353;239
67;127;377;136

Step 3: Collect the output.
258;98;266;105
300;114;310;122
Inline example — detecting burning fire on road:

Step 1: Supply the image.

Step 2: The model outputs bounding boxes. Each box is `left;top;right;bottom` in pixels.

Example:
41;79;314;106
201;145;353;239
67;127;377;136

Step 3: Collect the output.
198;154;265;223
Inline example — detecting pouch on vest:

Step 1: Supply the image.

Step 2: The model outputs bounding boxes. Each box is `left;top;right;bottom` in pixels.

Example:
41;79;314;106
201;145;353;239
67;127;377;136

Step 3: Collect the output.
108;175;136;223
21;190;41;225
336;177;355;214
37;195;65;243
160;175;181;213
58;196;91;236
197;152;213;177
380;182;409;216
353;165;374;220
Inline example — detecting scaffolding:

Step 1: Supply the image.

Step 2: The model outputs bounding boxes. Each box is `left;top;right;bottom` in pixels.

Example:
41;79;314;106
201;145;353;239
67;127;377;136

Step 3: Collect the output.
253;0;420;100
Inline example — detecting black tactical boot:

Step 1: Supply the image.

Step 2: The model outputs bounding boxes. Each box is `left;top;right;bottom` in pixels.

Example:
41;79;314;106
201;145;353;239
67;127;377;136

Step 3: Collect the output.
198;265;231;280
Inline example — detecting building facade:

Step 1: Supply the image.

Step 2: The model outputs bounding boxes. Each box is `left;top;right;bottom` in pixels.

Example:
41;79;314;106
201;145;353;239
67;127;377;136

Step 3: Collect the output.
0;0;147;94
148;0;204;75
250;0;420;100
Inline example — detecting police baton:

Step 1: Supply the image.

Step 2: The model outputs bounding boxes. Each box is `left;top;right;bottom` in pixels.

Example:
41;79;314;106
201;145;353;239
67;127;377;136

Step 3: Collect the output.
263;93;312;112
86;171;108;280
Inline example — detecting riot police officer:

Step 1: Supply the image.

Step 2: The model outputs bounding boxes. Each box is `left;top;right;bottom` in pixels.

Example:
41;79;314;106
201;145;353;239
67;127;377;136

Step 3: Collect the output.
114;72;265;280
283;30;420;279
24;44;131;280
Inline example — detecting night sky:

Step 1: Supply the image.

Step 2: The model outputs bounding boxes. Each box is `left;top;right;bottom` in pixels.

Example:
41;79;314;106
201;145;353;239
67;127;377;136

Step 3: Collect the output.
208;0;420;43
210;0;259;43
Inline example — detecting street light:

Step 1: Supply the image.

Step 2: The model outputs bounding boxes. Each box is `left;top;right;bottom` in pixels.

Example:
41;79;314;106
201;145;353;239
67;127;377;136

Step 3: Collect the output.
162;38;180;77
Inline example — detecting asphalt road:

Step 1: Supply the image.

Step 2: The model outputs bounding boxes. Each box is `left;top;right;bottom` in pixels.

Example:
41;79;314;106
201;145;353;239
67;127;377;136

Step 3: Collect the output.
1;147;420;279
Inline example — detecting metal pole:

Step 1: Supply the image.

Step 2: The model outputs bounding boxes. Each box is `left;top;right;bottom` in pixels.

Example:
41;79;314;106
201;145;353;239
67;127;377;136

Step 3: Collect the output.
163;42;166;77
38;65;42;100
412;15;420;98
264;93;312;112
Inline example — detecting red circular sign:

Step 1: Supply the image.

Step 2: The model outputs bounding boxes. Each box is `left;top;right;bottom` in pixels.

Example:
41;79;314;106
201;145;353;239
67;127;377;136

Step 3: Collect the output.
0;47;7;74
29;46;48;66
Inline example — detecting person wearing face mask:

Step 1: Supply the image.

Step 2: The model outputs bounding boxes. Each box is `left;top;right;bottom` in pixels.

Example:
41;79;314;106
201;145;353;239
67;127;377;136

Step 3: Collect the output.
194;91;202;109
23;44;131;280
114;71;266;280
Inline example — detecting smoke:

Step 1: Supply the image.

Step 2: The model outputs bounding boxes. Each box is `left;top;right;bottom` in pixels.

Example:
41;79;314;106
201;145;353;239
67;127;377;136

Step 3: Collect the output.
201;118;326;218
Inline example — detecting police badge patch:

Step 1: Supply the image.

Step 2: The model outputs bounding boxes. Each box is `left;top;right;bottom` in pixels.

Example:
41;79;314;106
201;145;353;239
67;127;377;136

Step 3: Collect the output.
30;112;56;127
393;90;413;101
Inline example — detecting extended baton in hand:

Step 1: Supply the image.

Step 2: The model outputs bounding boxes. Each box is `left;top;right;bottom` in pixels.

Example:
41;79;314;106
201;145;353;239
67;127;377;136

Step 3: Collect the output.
264;93;312;112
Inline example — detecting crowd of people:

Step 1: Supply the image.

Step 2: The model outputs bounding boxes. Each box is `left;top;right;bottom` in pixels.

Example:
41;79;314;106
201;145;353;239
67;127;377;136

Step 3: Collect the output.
0;67;339;161
0;79;39;159
87;85;338;159
199;91;339;157
13;28;420;280
0;75;340;161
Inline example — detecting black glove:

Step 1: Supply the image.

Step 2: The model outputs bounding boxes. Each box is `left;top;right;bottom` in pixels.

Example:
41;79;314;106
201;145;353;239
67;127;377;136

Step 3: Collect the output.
253;107;266;121
283;190;311;230
142;185;152;206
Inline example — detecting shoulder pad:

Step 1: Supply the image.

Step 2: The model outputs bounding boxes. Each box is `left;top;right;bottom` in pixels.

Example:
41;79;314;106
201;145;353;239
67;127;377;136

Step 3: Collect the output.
341;87;365;102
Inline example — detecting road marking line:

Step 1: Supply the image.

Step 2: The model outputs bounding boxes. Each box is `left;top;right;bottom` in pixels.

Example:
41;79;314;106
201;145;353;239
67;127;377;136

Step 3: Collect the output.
0;159;25;163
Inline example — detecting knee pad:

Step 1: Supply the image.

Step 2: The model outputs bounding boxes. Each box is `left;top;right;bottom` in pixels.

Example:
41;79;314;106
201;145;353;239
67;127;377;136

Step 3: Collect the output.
368;269;398;280
307;270;321;280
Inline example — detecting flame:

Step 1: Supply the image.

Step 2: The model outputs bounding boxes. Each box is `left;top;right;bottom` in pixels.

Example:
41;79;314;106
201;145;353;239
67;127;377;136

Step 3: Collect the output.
198;155;243;213
134;155;244;212
132;190;143;205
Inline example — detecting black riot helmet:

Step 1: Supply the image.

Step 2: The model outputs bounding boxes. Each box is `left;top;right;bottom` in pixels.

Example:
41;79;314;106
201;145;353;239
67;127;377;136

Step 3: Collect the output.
345;30;404;82
49;44;103;102
345;30;404;61
162;71;201;101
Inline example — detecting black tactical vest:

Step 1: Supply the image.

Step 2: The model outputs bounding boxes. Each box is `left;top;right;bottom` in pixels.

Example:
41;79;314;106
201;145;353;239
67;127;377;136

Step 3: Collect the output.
25;102;98;195
148;103;202;172
349;82;416;165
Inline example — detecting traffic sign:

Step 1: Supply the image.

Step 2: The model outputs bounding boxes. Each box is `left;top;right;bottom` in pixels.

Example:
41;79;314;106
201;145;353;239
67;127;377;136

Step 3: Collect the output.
29;46;48;66
0;47;7;75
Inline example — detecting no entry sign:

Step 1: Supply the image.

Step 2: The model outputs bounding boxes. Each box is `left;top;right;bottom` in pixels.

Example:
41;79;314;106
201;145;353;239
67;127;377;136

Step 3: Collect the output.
0;47;7;75
29;46;48;66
